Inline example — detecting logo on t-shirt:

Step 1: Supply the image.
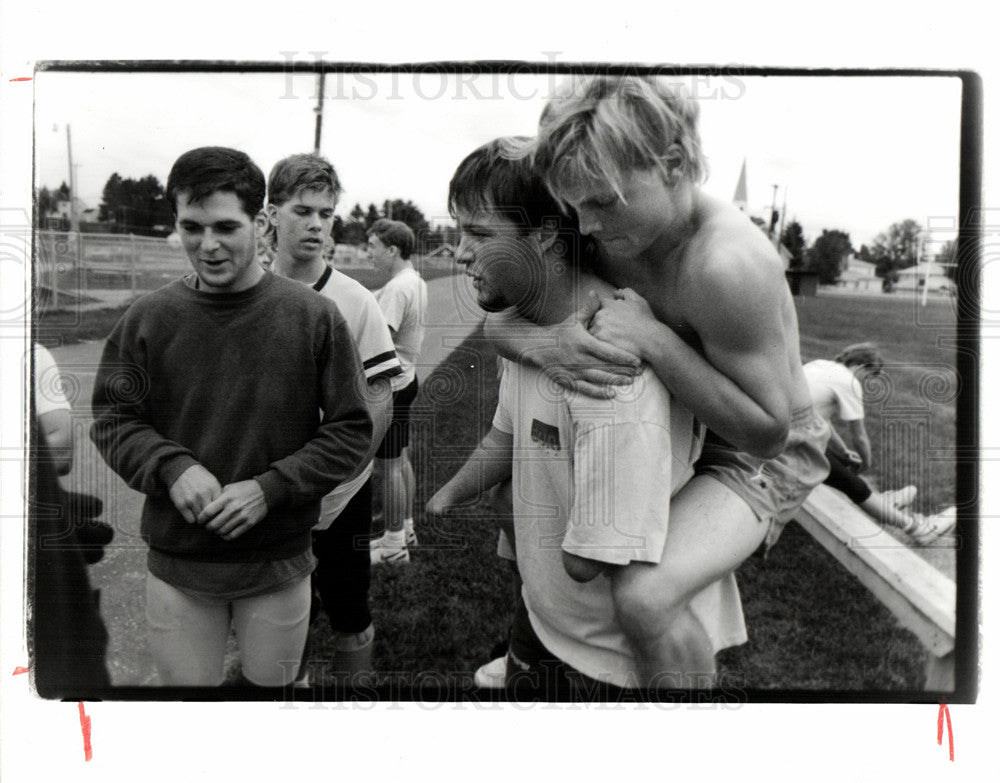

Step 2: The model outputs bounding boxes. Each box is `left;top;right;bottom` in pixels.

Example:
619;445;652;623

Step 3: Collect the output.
531;419;561;452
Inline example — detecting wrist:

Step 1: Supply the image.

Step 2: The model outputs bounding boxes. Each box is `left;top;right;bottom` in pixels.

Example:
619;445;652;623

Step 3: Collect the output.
638;319;673;363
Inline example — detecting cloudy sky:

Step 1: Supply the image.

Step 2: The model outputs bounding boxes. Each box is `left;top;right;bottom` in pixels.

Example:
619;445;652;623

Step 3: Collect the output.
33;68;962;248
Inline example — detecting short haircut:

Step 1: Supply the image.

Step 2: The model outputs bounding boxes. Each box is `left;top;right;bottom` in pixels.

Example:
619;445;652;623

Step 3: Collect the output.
368;218;415;260
266;153;342;207
448;136;568;234
166;147;266;219
448;136;597;268
264;153;341;250
534;75;708;206
835;343;885;372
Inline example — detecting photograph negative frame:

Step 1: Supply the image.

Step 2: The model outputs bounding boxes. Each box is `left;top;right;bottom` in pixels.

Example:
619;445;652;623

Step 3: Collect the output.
24;61;982;704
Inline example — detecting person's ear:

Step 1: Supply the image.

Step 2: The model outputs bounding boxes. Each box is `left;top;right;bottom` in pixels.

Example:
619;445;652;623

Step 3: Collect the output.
266;203;279;227
661;144;686;185
533;219;561;254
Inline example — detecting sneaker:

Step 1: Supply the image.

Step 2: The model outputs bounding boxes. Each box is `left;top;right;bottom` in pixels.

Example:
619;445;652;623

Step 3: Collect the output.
404;524;418;548
370;537;410;566
473;655;507;688
883;485;918;509
907;508;957;546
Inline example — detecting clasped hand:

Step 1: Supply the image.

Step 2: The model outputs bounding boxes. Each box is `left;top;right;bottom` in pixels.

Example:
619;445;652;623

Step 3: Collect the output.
529;290;647;399
168;464;267;541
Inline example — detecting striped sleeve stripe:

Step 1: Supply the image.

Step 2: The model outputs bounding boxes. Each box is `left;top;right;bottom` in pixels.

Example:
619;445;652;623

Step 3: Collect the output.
363;350;398;371
368;365;405;382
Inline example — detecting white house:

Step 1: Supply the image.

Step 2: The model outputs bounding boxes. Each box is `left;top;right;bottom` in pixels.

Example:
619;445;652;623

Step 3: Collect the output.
894;262;956;295
835;255;882;292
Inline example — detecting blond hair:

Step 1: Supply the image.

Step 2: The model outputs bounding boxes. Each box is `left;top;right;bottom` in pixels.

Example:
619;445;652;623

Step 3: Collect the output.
535;75;707;206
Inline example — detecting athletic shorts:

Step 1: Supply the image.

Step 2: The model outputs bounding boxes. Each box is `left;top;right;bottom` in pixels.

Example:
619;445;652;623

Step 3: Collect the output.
694;405;831;553
375;377;419;459
823;452;873;504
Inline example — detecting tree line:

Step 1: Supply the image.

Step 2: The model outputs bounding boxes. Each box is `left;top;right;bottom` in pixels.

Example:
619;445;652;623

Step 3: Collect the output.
775;218;956;287
37;173;459;250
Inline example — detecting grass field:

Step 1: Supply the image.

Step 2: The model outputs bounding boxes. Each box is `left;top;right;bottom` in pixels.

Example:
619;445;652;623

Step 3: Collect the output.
35;262;460;347
337;291;961;692
38;277;961;692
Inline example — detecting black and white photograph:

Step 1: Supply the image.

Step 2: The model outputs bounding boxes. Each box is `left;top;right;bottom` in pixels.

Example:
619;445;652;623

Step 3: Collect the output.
1;4;994;779
23;63;977;697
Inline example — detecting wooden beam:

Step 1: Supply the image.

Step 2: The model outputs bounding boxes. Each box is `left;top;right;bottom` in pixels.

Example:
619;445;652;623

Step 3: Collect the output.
795;484;956;658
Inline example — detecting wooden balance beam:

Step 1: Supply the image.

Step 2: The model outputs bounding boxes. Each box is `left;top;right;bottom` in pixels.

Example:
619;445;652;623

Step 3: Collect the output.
794;483;957;690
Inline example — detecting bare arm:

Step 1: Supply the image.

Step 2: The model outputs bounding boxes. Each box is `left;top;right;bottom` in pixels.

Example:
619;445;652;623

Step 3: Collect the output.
484;297;642;400
845;419;872;470
589;259;795;458
426;426;513;515
37;409;73;475
360;375;393;466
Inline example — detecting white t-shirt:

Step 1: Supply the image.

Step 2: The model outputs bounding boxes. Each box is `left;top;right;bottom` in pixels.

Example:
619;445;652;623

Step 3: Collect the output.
313;267;402;527
34;343;71;415
804;359;864;422
374;265;427;391
492;358;746;687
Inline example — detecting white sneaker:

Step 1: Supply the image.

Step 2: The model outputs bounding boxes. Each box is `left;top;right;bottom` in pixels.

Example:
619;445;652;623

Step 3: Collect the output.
883;485;918;509
907;507;957;546
473;656;507;688
404;525;418;547
370;536;410;566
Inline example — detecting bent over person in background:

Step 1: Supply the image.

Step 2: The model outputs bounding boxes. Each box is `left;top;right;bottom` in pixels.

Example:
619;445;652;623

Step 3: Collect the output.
90;147;373;688
486;76;831;684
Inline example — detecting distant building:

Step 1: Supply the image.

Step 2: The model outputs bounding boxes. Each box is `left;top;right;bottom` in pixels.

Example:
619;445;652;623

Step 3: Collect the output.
894;262;957;295
835;254;882;293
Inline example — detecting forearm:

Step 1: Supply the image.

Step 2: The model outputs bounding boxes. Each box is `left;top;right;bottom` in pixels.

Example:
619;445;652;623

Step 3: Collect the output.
38;409;73;475
259;406;373;510
484;309;548;367
848;421;872;468
638;321;789;457
432;427;513;509
826;428;852;460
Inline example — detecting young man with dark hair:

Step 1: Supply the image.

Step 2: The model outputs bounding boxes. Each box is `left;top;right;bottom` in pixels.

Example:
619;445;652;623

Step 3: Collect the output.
429;138;746;691
367;218;427;565
266;152;401;679
486;76;831;682
90;146;373;687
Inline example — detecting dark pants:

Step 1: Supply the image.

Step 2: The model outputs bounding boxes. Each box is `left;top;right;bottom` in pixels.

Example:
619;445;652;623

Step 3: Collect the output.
823;451;873;504
311;478;373;633
505;584;626;701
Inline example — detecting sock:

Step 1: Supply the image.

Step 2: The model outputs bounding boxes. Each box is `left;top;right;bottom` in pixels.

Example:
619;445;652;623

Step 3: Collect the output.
403;517;415;534
332;623;375;652
383;529;406;549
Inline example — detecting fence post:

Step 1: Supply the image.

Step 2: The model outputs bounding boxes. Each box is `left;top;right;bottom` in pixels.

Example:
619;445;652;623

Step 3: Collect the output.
130;233;138;300
77;231;87;299
51;234;60;311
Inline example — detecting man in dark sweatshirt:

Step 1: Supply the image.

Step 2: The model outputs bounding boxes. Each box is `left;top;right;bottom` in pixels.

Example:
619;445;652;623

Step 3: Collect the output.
90;146;373;688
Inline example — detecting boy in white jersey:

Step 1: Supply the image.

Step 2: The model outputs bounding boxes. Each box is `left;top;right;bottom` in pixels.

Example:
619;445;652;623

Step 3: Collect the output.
367;218;428;565
267;153;401;680
804;343;955;545
428;138;746;691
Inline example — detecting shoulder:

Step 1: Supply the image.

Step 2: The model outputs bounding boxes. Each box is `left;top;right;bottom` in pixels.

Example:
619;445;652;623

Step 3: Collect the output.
322;269;380;307
113;278;190;326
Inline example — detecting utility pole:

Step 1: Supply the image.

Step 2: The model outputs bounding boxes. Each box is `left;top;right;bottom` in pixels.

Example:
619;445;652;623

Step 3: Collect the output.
66;124;79;232
313;72;325;155
768;183;779;240
775;186;788;250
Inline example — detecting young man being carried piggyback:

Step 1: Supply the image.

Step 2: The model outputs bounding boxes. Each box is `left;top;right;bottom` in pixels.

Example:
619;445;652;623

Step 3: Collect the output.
486;76;831;684
429;138;747;692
